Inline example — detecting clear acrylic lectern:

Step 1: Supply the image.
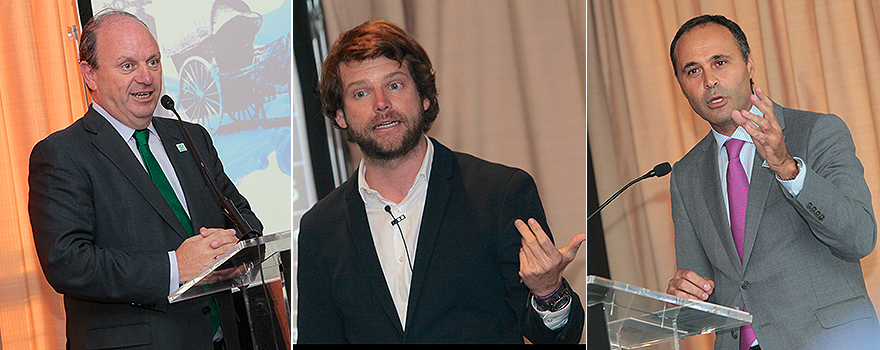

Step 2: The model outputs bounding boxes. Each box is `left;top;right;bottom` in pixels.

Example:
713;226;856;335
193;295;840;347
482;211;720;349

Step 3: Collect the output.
588;275;752;349
170;230;291;350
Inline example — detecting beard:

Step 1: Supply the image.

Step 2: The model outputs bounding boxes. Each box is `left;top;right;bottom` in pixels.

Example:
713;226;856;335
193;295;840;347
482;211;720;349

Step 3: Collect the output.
346;109;428;162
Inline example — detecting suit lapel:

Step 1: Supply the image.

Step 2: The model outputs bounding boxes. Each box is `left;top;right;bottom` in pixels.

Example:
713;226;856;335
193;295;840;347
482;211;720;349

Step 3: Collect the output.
84;109;189;240
342;176;406;335
404;138;452;333
741;102;787;270
153;118;201;236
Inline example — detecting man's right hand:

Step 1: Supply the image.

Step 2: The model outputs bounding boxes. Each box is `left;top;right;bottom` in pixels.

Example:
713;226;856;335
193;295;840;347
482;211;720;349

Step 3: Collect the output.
176;228;239;282
667;269;715;301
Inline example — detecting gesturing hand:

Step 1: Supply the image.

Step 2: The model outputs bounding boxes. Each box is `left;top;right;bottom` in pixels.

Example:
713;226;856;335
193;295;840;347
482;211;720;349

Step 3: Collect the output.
730;87;798;179
516;218;585;297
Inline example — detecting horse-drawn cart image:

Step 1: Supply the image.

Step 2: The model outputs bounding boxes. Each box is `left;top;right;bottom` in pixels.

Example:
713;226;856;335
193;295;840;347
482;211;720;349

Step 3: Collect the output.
165;0;291;135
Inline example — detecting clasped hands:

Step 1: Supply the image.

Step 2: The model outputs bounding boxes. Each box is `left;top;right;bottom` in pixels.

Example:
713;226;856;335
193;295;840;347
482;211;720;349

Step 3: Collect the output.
176;227;240;282
515;218;585;297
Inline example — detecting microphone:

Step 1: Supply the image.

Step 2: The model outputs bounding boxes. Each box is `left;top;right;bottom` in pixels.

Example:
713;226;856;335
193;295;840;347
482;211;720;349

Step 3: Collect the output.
384;205;406;226
588;162;671;222
161;95;260;241
384;205;413;271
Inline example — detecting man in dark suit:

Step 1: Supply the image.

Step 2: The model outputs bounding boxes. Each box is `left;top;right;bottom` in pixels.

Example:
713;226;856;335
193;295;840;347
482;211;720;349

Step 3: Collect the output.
665;15;880;349
297;19;585;344
28;10;261;349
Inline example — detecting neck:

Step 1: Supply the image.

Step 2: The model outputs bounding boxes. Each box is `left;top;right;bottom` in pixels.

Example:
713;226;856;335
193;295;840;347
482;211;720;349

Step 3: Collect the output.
363;136;429;203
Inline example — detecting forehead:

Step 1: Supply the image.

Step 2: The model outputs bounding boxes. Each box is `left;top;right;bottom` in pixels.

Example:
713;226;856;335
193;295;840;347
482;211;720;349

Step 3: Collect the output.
95;16;159;60
340;57;409;83
673;23;739;68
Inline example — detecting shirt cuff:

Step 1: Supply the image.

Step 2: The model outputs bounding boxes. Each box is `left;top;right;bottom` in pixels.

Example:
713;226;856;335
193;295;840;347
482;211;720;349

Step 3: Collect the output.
530;295;571;330
777;157;805;196
168;251;180;295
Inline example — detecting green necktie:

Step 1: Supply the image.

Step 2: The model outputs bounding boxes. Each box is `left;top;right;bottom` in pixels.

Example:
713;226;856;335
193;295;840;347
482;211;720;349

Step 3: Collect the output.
134;129;193;237
133;129;220;335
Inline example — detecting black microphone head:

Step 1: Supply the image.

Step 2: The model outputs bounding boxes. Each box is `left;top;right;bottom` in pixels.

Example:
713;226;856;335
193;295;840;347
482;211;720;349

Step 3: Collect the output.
384;205;392;214
653;162;672;177
160;95;175;111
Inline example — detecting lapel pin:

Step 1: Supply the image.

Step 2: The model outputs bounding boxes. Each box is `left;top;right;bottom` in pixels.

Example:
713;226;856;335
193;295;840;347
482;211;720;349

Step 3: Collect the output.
176;143;187;152
761;160;769;168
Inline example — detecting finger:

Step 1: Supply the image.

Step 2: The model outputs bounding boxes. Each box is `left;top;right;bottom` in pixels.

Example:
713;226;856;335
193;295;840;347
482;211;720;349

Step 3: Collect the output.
731;109;762;135
516;219;548;260
526;218;557;256
559;233;586;262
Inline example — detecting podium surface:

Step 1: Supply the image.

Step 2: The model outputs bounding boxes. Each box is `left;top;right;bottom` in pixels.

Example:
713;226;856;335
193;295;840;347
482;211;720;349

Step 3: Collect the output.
588;275;751;349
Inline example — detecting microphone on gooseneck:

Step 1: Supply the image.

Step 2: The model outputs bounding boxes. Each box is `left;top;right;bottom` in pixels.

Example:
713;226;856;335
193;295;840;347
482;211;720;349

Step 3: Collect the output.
384;205;413;271
588;162;672;222
160;95;259;241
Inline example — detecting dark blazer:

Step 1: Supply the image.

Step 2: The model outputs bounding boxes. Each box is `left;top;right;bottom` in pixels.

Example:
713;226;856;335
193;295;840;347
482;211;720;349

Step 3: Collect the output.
671;102;880;349
298;138;584;344
29;106;262;350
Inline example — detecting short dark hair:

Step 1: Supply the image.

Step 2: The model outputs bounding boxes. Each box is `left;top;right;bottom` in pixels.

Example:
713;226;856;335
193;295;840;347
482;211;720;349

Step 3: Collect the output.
670;14;751;76
320;20;439;132
79;10;148;70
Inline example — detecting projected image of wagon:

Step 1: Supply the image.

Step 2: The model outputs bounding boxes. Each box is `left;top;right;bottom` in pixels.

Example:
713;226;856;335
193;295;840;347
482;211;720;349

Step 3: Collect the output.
164;0;291;135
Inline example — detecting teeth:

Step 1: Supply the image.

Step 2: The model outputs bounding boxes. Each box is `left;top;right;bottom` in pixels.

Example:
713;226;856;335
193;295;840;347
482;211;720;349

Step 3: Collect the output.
710;97;723;103
374;121;399;129
133;92;151;99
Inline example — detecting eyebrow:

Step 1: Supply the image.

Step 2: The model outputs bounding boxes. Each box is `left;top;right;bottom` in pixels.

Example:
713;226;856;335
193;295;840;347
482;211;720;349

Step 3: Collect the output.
680;54;732;73
344;70;409;92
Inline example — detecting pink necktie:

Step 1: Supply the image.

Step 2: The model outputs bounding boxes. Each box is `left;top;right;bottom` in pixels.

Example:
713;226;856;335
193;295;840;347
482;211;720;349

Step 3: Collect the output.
725;138;757;350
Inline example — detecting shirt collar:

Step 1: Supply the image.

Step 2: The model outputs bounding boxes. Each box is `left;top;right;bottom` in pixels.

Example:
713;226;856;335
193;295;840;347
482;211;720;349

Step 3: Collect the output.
92;102;157;142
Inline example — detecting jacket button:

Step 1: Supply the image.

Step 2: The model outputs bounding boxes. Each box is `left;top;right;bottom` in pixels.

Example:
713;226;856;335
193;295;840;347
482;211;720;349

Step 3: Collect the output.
741;281;750;290
731;329;738;339
202;306;211;315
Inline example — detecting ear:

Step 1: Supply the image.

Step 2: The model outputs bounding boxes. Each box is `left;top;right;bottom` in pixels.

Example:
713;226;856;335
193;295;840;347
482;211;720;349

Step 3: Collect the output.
423;98;430;112
334;109;348;129
747;53;755;79
80;61;98;91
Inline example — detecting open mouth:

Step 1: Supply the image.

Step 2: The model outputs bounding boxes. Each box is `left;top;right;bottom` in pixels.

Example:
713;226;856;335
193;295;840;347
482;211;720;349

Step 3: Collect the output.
374;120;400;130
707;95;726;108
132;91;153;99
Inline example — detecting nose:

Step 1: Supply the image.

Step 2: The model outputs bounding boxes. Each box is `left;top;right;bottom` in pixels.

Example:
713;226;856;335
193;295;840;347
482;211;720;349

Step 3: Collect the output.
704;71;718;89
135;66;154;85
374;89;391;113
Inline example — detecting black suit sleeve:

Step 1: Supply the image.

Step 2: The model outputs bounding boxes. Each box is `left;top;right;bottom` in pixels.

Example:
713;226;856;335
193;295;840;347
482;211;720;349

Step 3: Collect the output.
496;169;584;344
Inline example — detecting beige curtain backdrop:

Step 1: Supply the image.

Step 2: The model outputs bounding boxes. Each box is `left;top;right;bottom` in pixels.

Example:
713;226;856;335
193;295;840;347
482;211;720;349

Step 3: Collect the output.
321;0;587;343
0;0;85;348
590;0;880;348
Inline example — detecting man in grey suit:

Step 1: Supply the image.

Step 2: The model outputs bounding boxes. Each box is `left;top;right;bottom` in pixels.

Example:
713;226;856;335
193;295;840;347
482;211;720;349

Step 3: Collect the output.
665;14;880;350
28;10;261;349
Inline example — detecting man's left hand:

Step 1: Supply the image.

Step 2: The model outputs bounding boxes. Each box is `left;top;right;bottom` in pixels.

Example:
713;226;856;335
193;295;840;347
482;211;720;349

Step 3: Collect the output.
516;218;585;297
731;86;798;179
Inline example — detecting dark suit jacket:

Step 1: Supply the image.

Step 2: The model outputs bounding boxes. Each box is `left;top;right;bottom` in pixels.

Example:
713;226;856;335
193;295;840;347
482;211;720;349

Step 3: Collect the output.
297;138;584;344
671;102;880;349
29;106;262;350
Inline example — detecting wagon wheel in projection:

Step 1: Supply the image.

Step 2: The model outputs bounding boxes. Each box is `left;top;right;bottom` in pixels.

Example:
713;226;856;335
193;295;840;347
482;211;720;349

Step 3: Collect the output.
178;56;223;134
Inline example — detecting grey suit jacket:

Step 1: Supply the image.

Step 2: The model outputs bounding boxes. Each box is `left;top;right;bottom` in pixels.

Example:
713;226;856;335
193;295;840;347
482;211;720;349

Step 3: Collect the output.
671;102;880;349
29;106;262;349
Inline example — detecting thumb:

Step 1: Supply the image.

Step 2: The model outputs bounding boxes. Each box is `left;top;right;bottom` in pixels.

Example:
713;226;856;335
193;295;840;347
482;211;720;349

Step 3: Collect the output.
559;233;586;262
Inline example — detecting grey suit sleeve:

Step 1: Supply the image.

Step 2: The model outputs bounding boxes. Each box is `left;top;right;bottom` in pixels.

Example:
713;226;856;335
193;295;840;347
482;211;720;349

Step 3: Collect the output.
786;114;876;260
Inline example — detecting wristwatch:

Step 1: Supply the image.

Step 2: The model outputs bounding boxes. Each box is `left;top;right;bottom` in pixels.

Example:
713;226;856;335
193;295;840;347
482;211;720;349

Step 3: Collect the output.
533;281;572;312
